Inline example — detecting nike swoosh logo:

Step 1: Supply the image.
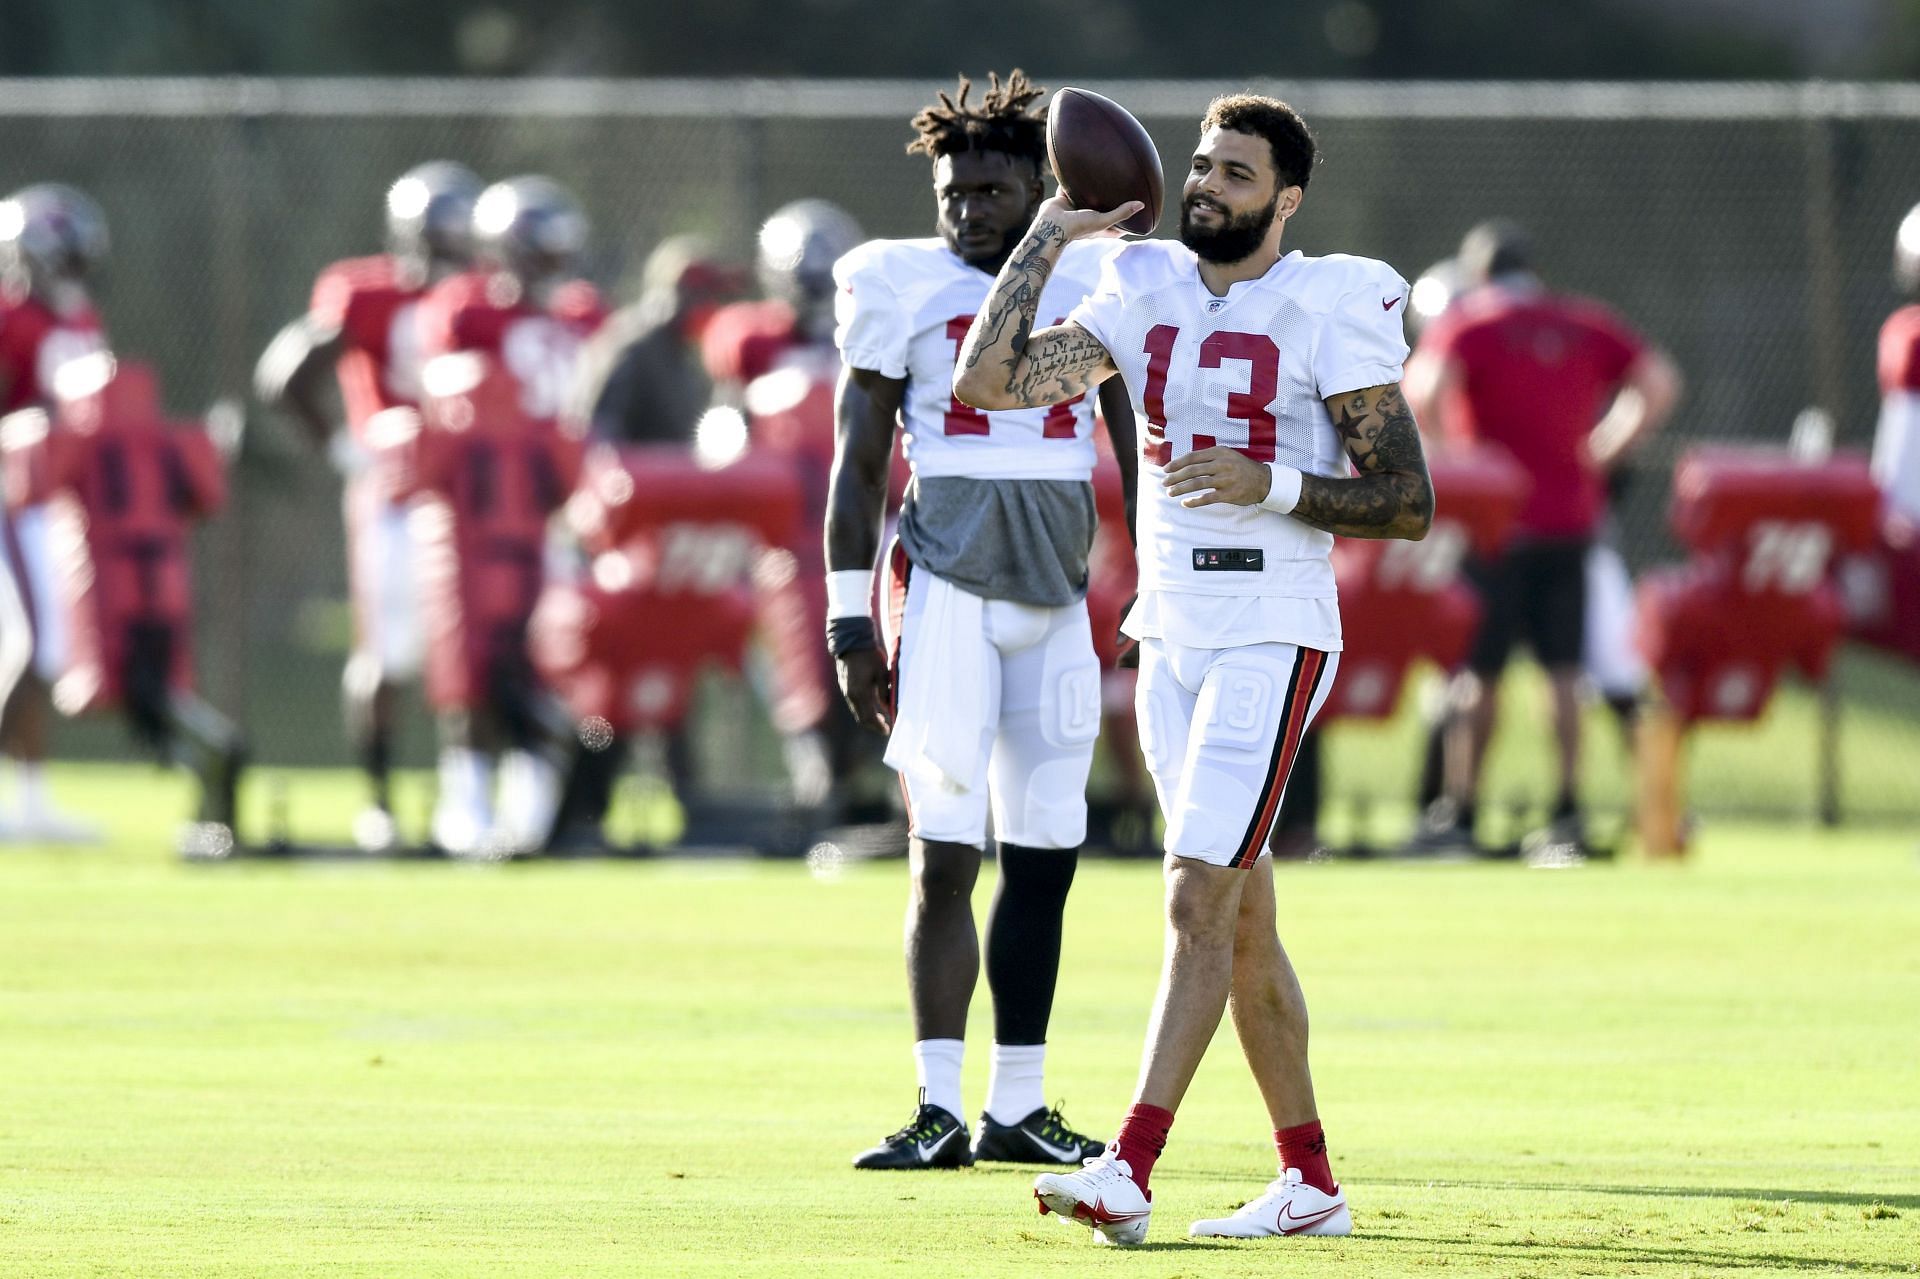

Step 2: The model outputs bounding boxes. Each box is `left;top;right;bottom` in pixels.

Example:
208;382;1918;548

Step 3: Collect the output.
914;1131;954;1161
1075;1198;1149;1226
1278;1202;1344;1233
1383;296;1403;311
1025;1131;1082;1162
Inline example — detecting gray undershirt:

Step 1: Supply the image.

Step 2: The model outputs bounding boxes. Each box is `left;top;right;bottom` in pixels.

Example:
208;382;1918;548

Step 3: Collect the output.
896;475;1098;607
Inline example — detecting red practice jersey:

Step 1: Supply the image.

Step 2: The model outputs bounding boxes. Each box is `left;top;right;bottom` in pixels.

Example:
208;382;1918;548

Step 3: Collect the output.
307;254;432;439
0;361;225;712
1419;286;1645;539
416;271;606;422
701;298;803;388
0;291;107;413
378;356;584;712
1878;303;1920;396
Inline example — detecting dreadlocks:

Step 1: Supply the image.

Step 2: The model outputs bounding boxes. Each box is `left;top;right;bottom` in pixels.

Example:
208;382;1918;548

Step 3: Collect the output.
907;70;1048;169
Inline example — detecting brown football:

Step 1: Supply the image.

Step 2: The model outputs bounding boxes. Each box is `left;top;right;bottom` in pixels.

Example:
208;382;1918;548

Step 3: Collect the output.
1046;87;1164;236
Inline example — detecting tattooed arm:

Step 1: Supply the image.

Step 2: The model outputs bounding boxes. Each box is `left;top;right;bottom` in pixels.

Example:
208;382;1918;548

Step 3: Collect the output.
1296;383;1436;539
952;194;1138;411
1161;382;1434;541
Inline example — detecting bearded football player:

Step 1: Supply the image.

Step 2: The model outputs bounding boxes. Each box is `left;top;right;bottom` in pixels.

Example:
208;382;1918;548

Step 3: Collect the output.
826;71;1137;1170
956;94;1433;1242
254;161;482;851
0;183;113;843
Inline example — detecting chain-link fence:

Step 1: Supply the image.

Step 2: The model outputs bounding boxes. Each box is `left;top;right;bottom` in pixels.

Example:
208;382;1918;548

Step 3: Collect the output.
4;78;1918;821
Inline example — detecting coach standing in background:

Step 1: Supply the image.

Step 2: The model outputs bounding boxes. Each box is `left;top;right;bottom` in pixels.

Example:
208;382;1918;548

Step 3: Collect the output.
1404;220;1681;857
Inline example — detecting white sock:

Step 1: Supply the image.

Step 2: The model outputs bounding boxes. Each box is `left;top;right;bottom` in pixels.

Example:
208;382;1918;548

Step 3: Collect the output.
16;762;48;818
913;1039;966;1120
495;750;560;847
434;748;492;846
984;1042;1047;1125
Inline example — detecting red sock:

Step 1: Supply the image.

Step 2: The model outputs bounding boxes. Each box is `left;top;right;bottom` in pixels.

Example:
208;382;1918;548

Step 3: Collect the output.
1275;1120;1336;1194
1112;1103;1174;1194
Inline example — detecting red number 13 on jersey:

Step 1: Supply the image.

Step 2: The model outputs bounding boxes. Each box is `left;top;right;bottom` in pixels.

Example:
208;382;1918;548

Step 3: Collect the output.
1139;324;1279;465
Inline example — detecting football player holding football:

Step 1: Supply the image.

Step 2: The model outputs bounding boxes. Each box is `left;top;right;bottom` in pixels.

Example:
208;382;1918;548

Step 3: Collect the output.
0;183;112;843
827;71;1136;1171
254;160;482;851
955;93;1434;1243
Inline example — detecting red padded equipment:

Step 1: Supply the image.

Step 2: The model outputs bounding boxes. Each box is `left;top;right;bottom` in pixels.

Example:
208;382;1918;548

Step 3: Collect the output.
1320;449;1529;720
1636;447;1880;724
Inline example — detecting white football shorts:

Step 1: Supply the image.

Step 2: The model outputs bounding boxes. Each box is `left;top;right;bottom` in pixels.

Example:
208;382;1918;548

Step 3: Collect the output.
884;547;1100;851
7;505;68;682
1135;637;1337;868
346;478;425;680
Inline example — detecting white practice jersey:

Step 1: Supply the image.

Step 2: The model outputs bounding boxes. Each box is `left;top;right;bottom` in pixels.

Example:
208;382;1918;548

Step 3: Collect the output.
1070;241;1409;647
834;237;1116;480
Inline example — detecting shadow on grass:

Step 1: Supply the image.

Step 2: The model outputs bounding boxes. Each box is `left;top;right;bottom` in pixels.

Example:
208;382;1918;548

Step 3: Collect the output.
1382;1235;1916;1274
1355;1177;1920;1211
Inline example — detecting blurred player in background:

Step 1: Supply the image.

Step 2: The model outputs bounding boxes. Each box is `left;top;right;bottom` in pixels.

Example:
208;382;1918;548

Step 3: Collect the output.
1876;204;1920;532
254;160;482;851
3;354;243;849
706;199;883;813
957;93;1432;1244
570;235;745;446
411;174;603;855
828;71;1132;1171
1404;220;1680;856
0;183;112;843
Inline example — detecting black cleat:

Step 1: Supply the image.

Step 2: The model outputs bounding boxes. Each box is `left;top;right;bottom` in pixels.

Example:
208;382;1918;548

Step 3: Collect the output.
852;1094;973;1170
971;1105;1105;1165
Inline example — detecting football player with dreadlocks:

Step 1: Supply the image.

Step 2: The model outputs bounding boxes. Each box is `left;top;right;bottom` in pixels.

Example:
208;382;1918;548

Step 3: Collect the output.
254;161;482;852
827;71;1136;1170
0;182;112;843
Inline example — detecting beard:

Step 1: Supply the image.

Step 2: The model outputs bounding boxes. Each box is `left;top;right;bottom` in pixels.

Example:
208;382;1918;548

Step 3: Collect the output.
1178;190;1280;264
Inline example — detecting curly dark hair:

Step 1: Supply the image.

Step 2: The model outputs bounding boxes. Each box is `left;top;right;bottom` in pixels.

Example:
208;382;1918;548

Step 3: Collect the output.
906;70;1049;169
1201;94;1318;190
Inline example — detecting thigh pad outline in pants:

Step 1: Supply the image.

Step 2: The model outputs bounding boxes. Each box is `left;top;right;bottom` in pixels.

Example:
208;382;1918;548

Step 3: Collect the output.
893;569;998;848
986;599;1100;850
1139;640;1336;868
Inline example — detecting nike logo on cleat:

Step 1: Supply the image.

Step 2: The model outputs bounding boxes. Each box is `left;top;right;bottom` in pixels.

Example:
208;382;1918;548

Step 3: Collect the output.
1278;1202;1344;1233
1024;1131;1083;1162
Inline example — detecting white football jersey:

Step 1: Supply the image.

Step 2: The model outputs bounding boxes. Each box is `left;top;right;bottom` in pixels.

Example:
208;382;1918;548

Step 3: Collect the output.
834;237;1115;480
1070;241;1409;613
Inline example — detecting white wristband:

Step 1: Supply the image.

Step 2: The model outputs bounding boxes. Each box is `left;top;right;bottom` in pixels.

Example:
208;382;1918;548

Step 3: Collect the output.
1260;463;1304;515
826;569;875;620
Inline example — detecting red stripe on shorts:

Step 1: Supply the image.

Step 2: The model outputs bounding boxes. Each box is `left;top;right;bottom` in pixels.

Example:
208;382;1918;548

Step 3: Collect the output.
1227;647;1328;869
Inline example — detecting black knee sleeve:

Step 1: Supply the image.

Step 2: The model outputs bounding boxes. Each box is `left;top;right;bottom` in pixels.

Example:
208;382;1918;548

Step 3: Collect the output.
985;843;1079;1046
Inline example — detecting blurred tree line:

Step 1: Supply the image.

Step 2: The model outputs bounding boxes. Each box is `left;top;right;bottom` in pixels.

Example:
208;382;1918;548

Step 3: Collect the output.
10;0;1920;79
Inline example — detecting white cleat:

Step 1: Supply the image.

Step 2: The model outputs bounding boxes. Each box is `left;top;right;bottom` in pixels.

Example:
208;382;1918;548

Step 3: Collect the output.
352;806;400;854
12;807;103;846
1189;1167;1351;1238
1033;1151;1152;1247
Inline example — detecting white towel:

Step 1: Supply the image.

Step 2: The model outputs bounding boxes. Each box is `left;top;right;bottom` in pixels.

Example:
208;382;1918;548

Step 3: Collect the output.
884;570;989;795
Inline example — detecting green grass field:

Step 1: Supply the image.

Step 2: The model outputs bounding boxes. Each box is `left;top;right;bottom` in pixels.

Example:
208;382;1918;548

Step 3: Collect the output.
1;765;1917;1277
